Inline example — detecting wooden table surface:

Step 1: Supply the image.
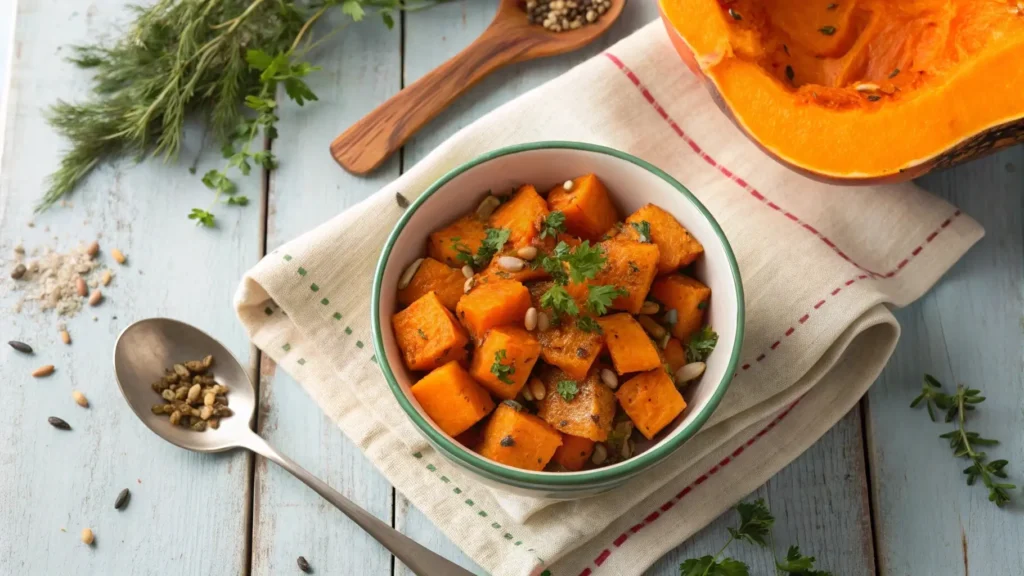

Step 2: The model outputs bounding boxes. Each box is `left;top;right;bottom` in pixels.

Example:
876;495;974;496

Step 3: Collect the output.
1;2;1021;574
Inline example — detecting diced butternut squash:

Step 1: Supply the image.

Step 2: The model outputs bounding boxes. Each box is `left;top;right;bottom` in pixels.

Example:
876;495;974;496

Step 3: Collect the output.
650;275;711;341
598;313;663;375
411;361;495;437
551;434;595;471
392;292;469;371
569;238;659;314
477;402;563;471
623;204;704;274
536;366;616;441
428;215;488;268
661;338;687;374
616;369;687;440
547;174;620;240
469;326;541;400
454;421;485;450
456;279;533;340
528;282;603;380
488;185;549;248
397;257;465;311
476;252;549;284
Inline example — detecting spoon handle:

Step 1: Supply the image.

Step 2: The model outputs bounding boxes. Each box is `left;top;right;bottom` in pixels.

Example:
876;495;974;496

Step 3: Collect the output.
241;432;476;576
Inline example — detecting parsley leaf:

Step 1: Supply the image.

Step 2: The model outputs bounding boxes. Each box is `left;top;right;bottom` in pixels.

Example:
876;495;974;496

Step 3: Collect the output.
473;227;511;268
539;285;579;318
226;195;249;206
188;208;216;228
490;349;515;385
564;241;606;283
449;236;474;266
540;210;567;239
776;546;832;575
417;329;428;340
680;557;749;576
556;379;579;401
341;0;366;21
538;253;569;285
728;499;774;547
686;326;719;363
576;316;603;334
586;285;628;315
630;220;652;243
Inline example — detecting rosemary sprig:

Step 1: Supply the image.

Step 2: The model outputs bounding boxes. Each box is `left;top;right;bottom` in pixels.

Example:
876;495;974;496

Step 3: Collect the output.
911;374;1016;507
44;0;445;224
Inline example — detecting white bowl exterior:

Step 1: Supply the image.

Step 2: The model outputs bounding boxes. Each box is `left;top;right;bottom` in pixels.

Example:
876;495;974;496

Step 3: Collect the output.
377;148;740;493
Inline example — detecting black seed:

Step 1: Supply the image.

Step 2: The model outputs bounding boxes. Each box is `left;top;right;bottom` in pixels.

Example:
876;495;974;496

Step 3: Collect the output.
827;2;838;9
867;95;881;102
114;488;131;510
8;340;32;354
559;420;569;427
395;192;409;209
297;555;312;573
785;66;795;82
819;25;836;35
575;347;587;358
500;435;516;447
590;414;600;423
48;417;71;430
783;44;789;56
889;68;900;79
728;8;742;20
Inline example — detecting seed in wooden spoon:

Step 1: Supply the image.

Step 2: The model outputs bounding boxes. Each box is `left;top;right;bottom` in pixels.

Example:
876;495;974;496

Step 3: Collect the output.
8;340;32;354
111;248;126;264
114;488;131;510
86;240;100;258
72;390;89;407
48;416;71;430
80;527;94;545
88;290;103;306
75;276;88;297
32;365;55;378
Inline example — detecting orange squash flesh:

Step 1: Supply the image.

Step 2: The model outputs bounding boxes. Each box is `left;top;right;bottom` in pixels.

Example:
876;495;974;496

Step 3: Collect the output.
477;403;563;471
411;361;495;437
659;0;1024;181
469;326;542;400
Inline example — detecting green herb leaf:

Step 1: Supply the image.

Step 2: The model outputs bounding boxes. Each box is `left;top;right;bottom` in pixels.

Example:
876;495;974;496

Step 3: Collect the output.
540;285;579;318
540;210;567;239
776;546;833;575
680;557;749;576
417;329;427;340
630;220;652;243
472;228;511;268
341;0;366;21
188;208;216;228
556;380;579;401
686;326;719;363
381;9;395;29
575;316;603;334
226;195;249;206
564;241;606;283
819;25;837;35
727;498;774;547
586;285;628;315
490;349;515;385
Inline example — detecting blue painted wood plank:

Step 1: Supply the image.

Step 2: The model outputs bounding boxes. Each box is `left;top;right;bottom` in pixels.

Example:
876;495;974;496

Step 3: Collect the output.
867;147;1024;576
250;8;402;576
0;0;262;573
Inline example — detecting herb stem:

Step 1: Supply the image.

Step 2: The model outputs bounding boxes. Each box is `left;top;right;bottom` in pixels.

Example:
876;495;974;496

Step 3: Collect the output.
211;0;268;29
702;535;735;576
290;5;332;52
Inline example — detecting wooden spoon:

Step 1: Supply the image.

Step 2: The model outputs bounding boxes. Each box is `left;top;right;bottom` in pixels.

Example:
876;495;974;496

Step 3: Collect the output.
330;0;626;175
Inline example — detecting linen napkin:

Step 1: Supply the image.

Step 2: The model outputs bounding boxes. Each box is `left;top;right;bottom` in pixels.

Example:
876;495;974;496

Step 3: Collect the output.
234;21;983;576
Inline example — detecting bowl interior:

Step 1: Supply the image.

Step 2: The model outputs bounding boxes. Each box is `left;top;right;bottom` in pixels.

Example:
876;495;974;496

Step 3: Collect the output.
375;144;742;484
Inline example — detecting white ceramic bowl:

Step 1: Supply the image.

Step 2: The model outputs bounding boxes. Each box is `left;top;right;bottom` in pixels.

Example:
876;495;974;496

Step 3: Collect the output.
371;142;744;499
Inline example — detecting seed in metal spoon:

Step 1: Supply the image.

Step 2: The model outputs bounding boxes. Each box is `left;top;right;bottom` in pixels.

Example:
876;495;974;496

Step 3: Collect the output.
81;527;94;545
8;340;32;354
48;416;71;430
72;390;89;407
114;488;131;510
33;365;55;377
101;269;112;286
297;555;312;573
10;263;26;280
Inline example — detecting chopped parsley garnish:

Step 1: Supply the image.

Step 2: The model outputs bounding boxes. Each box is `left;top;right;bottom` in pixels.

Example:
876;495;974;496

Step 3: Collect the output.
474;227;511;267
697;301;708;310
417;329;428;340
576;316;603;334
586;285;628;315
490;349;516;385
630;220;652;243
686;326;719;363
564;241;606;283
450;236;474;266
537;241;609;321
628;260;639;273
556;379;579;401
540;210;566;239
539;285;579;317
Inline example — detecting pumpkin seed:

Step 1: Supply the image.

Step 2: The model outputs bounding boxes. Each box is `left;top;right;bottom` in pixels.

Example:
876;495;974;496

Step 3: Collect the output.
522;386;534;402
620;438;633;459
524;307;538;331
397;258;424;290
537;311;550;332
81;527;94;545
72;390;89;407
48;416;71;430
497;256;525;272
463;276;476;294
395;192;409;208
855;82;880;92
114;488;130;510
639;301;660;315
32;365;55;378
516;246;538;261
591;443;608;465
8;340;32;354
600;368;619;390
636;315;666;339
529;378;546;401
111;248;126;264
475;196;502;220
88;289;103;306
86;240;100;257
461;265;474;279
675;362;706;383
658;332;671;350
297;556;312;573
562;179;573;191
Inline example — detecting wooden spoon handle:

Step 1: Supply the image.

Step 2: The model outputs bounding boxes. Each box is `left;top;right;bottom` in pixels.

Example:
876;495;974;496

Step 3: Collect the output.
330;30;521;175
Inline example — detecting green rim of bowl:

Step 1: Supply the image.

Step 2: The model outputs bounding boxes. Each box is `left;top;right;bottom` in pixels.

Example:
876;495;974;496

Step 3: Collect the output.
370;141;745;489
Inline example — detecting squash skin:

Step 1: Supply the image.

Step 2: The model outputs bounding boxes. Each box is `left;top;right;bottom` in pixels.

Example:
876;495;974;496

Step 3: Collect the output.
658;0;1024;183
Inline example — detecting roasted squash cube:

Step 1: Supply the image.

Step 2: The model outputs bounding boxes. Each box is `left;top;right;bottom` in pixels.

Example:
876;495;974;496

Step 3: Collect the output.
569;238;659;314
598;313;663;375
477;402;563;471
616;369;687;440
456;279;533;340
469;326;541;400
623;204;704;274
411;361;495;437
397;257;465;311
428;215;488;268
536;366;616;441
551;434;595;471
547;174;620;240
528;282;603;380
488;184;549;248
476;252;550;284
660;337;687;374
649;275;711;341
392;292;469;371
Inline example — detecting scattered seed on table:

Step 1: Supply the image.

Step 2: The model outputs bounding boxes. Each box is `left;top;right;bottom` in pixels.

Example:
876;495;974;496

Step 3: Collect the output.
111;248;126;264
60;330;71;345
81;527;94;545
114;488;131;510
72;390;89;407
86;240;100;258
33;365;55;378
8;340;32;354
10;263;26;280
48;416;71;430
395;192;409;209
75;276;88;297
297;555;312;573
88;290;103;306
100;269;112;286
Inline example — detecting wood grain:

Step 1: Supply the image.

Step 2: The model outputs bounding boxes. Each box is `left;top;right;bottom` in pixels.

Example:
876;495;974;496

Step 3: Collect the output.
0;0;260;573
250;8;401;576
866;147;1024;576
329;0;624;175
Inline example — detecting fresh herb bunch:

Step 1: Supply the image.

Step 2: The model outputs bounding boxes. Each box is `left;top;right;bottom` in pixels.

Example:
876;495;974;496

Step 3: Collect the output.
911;374;1016;507
681;498;832;576
44;0;444;224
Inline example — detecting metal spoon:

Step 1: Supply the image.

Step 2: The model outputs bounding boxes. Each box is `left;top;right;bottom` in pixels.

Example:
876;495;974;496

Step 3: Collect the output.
113;317;474;576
